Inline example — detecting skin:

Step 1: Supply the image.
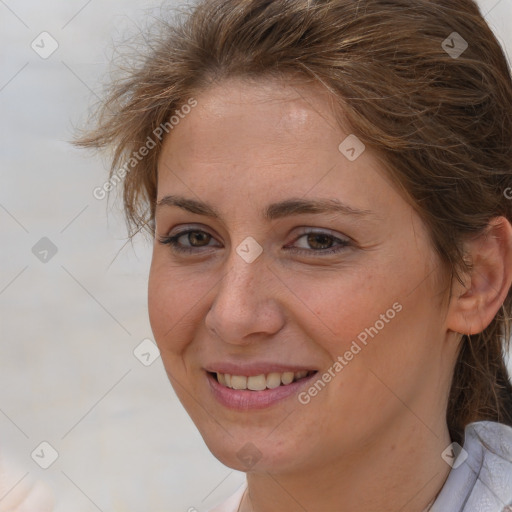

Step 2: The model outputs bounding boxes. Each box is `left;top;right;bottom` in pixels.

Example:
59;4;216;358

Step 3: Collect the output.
148;77;512;512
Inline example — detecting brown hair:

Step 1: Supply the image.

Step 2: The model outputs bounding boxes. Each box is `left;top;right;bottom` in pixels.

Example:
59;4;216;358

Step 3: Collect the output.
76;0;512;445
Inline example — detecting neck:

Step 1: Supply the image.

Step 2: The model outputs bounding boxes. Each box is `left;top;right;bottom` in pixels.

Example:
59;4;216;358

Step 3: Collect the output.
240;415;452;512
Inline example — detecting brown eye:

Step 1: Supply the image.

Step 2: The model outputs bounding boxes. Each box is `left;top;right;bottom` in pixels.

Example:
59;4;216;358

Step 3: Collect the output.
306;233;334;250
285;230;350;256
158;228;221;254
187;231;212;246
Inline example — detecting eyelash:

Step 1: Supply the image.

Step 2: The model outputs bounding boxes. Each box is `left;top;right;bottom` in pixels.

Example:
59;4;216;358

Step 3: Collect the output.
157;229;350;256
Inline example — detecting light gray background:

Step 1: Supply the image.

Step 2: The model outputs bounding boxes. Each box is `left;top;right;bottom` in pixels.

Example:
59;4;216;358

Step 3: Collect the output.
0;1;511;511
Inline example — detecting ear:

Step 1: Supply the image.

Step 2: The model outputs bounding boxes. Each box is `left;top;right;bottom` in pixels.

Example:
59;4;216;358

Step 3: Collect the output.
447;216;512;336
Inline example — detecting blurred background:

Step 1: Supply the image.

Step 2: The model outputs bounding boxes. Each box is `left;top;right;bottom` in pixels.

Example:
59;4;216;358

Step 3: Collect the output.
0;1;511;511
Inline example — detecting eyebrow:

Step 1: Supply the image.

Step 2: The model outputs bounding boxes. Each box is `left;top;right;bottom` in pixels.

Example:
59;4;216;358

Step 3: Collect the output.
155;194;375;220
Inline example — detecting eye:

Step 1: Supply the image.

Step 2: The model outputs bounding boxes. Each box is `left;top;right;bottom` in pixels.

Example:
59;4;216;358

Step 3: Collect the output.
157;227;350;257
157;229;221;254
285;229;350;255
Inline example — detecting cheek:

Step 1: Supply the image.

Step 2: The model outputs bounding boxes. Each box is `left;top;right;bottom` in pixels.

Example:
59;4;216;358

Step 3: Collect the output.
281;265;395;349
147;258;210;355
285;258;437;373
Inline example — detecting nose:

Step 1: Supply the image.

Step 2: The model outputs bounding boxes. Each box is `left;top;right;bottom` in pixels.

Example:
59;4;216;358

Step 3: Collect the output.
204;247;286;345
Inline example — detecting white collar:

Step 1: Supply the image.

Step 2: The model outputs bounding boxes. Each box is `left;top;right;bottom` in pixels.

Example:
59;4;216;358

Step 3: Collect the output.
431;421;512;512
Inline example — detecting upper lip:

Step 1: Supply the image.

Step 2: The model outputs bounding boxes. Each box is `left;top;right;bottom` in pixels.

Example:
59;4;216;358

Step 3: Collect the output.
204;362;318;376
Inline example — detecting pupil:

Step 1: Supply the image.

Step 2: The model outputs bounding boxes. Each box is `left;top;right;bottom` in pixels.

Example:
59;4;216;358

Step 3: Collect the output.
308;233;332;249
190;232;209;246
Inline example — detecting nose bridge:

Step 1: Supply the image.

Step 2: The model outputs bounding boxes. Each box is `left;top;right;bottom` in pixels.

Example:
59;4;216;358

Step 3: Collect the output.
222;232;268;299
216;244;265;313
205;241;284;342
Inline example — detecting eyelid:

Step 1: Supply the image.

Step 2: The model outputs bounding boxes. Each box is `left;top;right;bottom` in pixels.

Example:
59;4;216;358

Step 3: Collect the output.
292;226;350;239
165;223;222;240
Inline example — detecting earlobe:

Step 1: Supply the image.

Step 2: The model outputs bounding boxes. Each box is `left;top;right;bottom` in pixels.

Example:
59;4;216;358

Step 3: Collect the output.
447;216;512;336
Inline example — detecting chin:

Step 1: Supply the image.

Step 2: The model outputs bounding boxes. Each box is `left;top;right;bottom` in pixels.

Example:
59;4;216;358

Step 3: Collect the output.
199;427;306;474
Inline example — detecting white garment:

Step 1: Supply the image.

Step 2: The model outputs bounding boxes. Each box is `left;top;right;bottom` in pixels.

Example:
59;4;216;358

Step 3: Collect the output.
431;421;512;512
207;421;512;512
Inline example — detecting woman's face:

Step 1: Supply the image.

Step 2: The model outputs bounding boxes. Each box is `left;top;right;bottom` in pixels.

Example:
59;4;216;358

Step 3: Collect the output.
148;78;457;473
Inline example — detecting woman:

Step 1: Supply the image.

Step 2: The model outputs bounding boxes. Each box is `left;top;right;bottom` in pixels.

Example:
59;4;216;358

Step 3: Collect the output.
77;0;512;510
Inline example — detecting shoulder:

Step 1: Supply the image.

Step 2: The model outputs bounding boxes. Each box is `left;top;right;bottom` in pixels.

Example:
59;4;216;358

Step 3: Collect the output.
206;483;247;512
432;421;512;512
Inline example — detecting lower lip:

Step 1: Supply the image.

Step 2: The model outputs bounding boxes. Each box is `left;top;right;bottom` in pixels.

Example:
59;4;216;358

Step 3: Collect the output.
206;372;318;410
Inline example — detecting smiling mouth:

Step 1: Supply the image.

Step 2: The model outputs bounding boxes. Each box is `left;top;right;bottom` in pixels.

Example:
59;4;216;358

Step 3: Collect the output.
209;370;317;391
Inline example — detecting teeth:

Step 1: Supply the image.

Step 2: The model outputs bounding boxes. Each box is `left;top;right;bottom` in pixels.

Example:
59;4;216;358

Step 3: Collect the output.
247;374;267;391
281;372;294;385
231;375;247;390
215;370;312;390
266;372;282;389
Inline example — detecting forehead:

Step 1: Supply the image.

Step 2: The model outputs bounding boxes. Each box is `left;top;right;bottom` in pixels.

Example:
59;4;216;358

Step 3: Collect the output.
159;77;344;164
193;76;336;117
154;77;402;225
